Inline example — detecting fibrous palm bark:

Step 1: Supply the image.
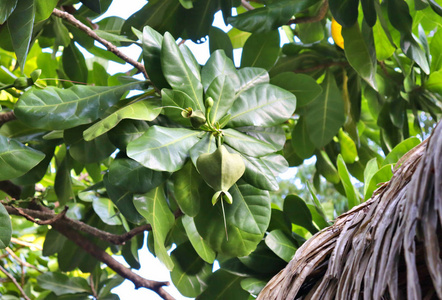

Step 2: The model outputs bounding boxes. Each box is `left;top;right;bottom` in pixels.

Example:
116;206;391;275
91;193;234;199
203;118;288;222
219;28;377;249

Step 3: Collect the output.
258;122;441;300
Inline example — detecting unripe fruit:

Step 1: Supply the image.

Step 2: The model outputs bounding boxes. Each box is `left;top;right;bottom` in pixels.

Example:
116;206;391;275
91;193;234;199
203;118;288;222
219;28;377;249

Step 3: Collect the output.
13;77;32;89
189;110;206;128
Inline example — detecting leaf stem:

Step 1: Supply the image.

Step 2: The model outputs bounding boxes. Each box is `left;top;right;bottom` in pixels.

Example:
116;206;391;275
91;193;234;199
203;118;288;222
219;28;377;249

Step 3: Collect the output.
221;198;229;241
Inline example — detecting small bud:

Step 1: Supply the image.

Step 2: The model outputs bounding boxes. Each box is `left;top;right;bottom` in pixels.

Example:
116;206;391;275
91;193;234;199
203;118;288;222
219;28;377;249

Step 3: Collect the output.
190;110;206;128
30;69;42;83
13;77;32;90
205;97;214;109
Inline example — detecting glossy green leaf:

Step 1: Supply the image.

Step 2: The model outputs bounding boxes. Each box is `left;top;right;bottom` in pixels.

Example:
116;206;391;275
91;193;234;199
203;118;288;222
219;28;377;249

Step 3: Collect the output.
194;182;271;257
201;49;239;90
265;229;297;262
227;83;297;127
83;98;161;141
161;89;195;126
430;29;442;71
228;27;252;49
107;119;149;149
141;26;169;89
172;161;205;217
268;209;292;235
241;30;280;70
0;135;45;181
364;164;394;200
199;270;249;300
329;0;359;27
127;126;200;172
361;0;377;27
179;44;201;82
239;152;279;191
229;0;320;33
237;126;286;150
338;129;358;164
92;198;121;226
291;117;315;159
425;69;442;93
316;150;340;184
260;153;289;176
342;22;377;90
134;186;175;270
382;137;420;167
240;278;266;295
236;67;269;95
363;157;379;196
401;34;430;74
182;216;216;264
0;0;17;24
63;43;88;84
64;125;116;164
161;32;204;112
7;0;34;71
189;132;217;168
283;194;318;234
80;0;101;13
206;75;236;123
0;203;11;249
170;241;212;297
373;17;396;61
337;154;360;209
305;72;345;148
223;128;276;157
209;27;234;61
387;0;412;34
270;72;322;107
37;272;91;295
15;81;145;130
238;241;287;274
108;158;169;194
42;229;67;257
54;155;73;205
103;174;143;224
298;22;324;44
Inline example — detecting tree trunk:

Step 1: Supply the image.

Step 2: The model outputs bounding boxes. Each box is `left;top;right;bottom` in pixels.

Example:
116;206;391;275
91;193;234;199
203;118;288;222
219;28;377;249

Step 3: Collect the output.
258;122;442;300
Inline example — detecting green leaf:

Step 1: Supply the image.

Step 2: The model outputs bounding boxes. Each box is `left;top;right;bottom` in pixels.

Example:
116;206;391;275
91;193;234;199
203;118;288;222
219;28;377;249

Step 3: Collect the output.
227;83;296;127
170;241;212;297
338;129;358;164
265;229;297;262
240;278;267;295
298;22;324;44
15;81;145;130
189;132;217;168
83;98;161;141
364;164;393;200
236;67;269;95
229;0;320;33
107;119;149;149
363;158;379;197
127;126;200;172
270;72;322;108
223;128;276;157
329;0;359;27
141;26;169;89
343;22;377;90
201;49;239;90
305;72;345;148
239;152;279;191
182;216;216;264
7;0;35;71
199;269;249;300
0;203;11;249
108;158;169;194
54;155;73;205
337;154;360;209
361;0;377;27
425;69;442;93
209;27;234;61
42;229;67;256
0;135;45;181
64;125;116;164
283;194;318;234
316;150;340;184
103;174;143;224
373;16;396;61
382;137;420;167
0;0;18;24
63;42;88;84
260;153;289;176
79;0;101;13
228;27;252;49
194;182;271;257
430;29;442;71
291;117;315;159
172;161;207;217
241;30;280;70
161;32;204;112
237;126;286;150
161;89;195;126
92;198;121;226
238;241;287;274
37;272;91;295
134;186;175;270
206;75;236;123
401;34;430;74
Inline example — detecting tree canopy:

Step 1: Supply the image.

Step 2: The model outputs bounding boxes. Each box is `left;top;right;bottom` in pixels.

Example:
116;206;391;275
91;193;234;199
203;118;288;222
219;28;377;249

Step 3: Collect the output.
0;0;440;299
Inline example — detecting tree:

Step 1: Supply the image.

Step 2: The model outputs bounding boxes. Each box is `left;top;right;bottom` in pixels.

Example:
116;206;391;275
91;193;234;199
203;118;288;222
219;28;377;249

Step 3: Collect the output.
0;0;440;299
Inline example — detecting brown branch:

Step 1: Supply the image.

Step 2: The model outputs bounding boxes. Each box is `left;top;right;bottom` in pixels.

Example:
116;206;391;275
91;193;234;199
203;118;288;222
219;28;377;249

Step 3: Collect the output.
0;264;31;300
287;0;329;25
10;238;42;250
5;247;43;273
241;0;255;11
52;8;148;79
3;204;152;245
51;222;175;300
0;111;17;126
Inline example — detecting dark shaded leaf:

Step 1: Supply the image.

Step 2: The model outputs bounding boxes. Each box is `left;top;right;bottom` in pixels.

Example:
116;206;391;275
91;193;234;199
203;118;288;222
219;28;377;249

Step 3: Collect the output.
0;203;11;249
209;26;234;61
241;30;280;70
329;0;359;27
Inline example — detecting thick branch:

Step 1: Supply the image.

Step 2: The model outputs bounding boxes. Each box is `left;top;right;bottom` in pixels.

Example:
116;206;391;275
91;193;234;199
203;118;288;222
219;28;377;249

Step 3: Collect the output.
287;0;329;25
52;8;148;79
4;204;151;245
0;264;30;300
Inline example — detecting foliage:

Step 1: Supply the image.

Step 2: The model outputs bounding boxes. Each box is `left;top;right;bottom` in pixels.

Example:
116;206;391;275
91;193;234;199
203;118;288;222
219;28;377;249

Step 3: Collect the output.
0;0;440;299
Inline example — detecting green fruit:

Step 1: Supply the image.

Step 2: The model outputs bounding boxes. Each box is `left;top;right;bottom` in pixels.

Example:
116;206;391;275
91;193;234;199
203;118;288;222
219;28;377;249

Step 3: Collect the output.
197;145;245;204
190;110;206;128
13;77;32;89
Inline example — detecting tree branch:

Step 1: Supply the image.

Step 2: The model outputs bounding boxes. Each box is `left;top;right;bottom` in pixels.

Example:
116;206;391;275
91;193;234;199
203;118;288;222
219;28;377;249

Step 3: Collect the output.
241;0;255;11
287;0;329;25
52;8;148;79
0;264;31;300
0;111;17;126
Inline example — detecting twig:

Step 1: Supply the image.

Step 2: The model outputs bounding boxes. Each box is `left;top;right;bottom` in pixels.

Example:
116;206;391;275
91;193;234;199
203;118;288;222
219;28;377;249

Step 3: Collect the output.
241;0;255;11
5;247;43;273
0;264;31;300
10;237;43;250
52;8;148;79
0;111;16;126
13;205;68;225
288;0;329;25
52;222;175;300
